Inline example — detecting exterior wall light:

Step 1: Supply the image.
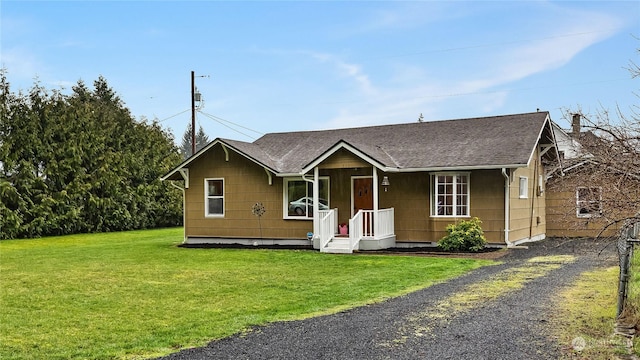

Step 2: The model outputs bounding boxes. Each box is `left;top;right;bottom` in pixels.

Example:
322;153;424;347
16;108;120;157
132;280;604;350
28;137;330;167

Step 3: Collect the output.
381;176;390;192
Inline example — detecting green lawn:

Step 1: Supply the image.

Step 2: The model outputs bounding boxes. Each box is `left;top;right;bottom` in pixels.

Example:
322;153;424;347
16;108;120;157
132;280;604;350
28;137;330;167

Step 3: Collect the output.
0;228;494;360
554;249;640;358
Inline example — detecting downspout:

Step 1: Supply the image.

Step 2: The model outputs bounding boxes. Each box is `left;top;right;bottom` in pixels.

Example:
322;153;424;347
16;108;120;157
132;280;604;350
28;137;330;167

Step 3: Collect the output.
502;168;514;247
170;181;187;244
302;168;320;237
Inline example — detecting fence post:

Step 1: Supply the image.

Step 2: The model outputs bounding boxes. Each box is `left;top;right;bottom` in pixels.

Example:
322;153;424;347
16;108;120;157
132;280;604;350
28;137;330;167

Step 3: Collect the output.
616;221;639;337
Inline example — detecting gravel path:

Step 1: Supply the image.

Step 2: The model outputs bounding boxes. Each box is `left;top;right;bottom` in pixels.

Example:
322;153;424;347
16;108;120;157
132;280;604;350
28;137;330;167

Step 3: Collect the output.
158;238;618;360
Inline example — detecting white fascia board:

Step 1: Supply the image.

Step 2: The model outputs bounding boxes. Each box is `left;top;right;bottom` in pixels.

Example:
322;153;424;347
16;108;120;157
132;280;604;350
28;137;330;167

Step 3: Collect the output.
161;138;280;181
525;113;554;167
392;164;527;172
161;138;224;181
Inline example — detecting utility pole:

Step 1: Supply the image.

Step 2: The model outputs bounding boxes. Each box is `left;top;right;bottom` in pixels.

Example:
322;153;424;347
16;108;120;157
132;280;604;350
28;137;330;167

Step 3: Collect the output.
191;71;196;155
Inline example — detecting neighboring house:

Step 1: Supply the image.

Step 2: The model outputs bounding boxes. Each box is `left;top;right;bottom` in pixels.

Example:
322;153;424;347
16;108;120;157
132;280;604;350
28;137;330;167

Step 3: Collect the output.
546;114;639;238
162;111;559;253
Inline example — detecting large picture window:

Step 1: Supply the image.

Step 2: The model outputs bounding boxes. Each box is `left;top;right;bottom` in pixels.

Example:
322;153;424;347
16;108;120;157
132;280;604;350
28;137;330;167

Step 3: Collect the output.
576;187;602;218
205;178;224;217
432;173;469;217
284;177;329;219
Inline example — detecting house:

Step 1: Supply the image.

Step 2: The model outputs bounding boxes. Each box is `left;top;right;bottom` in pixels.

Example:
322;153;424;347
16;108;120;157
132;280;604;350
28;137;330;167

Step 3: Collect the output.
546;114;639;238
162;111;559;253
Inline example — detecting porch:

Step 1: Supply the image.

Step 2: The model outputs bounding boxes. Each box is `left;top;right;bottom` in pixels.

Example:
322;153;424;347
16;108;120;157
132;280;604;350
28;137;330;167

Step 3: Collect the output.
316;208;396;253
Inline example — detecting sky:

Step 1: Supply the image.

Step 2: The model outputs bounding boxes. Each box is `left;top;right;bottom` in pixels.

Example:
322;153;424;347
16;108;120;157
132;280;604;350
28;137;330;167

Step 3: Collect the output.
1;1;639;144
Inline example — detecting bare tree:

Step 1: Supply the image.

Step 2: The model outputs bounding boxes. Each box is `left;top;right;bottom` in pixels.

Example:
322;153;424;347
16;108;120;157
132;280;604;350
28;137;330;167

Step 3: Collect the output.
547;47;639;238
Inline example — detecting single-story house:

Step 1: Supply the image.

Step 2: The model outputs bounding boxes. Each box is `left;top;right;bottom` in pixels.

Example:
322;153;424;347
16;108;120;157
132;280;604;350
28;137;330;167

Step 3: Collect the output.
162;111;559;253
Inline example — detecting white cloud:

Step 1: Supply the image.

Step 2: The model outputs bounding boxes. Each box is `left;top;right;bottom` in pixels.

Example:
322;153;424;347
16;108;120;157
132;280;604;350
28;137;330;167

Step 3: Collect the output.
339;2;458;36
318;3;626;130
460;6;623;91
309;51;375;95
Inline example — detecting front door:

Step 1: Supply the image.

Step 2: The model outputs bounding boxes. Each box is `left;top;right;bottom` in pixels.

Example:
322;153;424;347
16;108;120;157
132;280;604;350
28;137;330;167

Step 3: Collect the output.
353;177;374;235
353;177;373;213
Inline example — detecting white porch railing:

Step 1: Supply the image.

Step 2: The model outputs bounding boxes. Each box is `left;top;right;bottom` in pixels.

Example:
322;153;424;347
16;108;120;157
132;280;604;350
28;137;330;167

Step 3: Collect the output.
319;208;338;235
318;209;337;250
376;208;395;237
319;208;394;253
348;208;395;251
349;211;364;251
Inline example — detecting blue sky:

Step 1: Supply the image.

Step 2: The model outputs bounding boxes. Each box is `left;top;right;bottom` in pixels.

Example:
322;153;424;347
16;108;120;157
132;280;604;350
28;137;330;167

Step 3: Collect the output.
2;1;638;143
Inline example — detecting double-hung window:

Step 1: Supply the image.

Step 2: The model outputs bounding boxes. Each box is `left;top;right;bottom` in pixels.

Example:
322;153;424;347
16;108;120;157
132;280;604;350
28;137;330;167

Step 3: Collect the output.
576;187;602;218
431;173;469;217
205;178;224;217
284;177;329;219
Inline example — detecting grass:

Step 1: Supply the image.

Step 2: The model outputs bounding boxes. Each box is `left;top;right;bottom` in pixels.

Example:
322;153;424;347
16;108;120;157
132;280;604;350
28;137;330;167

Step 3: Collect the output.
553;249;640;359
0;228;494;360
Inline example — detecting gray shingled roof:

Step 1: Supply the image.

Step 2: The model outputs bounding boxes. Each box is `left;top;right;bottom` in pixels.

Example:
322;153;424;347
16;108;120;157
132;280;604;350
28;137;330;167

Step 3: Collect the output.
162;111;553;179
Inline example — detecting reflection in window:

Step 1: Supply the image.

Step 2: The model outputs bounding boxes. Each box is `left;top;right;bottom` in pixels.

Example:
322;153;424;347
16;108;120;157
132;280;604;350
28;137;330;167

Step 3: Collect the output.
285;178;329;218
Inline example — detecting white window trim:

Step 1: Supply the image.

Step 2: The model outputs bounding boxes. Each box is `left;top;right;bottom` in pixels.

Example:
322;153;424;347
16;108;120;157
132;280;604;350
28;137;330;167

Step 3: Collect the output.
204;178;224;218
430;172;470;218
519;176;528;199
537;174;544;196
283;177;330;220
576;186;602;218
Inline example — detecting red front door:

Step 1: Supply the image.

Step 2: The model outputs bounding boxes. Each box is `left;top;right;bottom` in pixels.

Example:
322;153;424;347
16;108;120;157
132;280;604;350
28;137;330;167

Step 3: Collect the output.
353;177;374;235
353;177;373;213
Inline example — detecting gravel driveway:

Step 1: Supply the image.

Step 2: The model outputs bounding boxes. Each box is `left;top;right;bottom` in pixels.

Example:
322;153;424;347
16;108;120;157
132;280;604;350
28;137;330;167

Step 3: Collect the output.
158;238;618;360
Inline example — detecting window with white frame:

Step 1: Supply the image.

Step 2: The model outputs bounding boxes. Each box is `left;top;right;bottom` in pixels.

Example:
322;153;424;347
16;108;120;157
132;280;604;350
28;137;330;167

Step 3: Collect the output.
519;177;528;198
205;178;224;217
431;173;469;217
537;174;544;196
284;177;329;219
576;187;602;218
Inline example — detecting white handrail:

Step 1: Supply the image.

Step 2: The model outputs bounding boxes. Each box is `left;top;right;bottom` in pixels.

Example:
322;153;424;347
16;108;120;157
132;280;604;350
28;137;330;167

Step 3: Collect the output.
349;210;363;251
377;208;395;237
319;209;336;251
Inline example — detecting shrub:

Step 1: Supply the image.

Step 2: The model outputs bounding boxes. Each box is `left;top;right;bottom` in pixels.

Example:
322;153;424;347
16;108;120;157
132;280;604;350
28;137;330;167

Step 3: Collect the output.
438;217;487;252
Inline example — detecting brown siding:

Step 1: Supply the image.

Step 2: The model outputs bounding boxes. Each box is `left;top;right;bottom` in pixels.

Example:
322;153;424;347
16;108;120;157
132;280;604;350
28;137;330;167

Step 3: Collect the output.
379;170;507;244
507;150;546;243
185;145;312;239
320;149;370;169
545;170;633;238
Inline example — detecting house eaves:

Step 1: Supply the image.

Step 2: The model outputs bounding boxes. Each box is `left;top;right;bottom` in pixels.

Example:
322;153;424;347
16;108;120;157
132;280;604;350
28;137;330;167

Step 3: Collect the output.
524;113;558;167
162;111;555;181
161;138;279;181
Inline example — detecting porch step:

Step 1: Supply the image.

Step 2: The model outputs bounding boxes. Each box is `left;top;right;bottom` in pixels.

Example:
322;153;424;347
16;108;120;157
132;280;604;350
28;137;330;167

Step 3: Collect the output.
322;238;353;254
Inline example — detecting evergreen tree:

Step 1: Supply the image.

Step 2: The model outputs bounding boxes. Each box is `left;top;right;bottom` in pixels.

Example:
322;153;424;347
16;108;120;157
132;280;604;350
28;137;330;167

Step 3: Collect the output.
180;124;210;159
0;70;183;239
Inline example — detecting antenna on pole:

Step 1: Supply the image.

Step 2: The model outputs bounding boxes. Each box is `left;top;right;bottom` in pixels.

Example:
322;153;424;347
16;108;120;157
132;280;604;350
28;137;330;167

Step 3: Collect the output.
191;71;196;155
190;71;209;156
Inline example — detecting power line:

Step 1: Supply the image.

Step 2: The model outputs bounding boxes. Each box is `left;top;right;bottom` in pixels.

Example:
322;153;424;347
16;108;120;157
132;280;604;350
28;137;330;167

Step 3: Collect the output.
198;111;263;140
198;111;263;135
158;108;190;123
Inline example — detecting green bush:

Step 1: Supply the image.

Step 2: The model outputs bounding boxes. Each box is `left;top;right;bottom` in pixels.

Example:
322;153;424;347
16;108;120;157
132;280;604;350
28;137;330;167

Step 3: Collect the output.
438;217;487;252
